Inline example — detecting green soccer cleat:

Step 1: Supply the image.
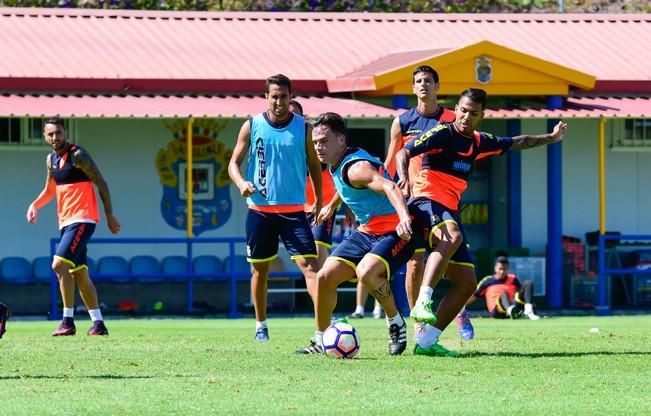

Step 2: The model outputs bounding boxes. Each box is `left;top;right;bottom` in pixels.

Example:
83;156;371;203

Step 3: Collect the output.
410;300;437;325
331;316;349;325
413;342;460;357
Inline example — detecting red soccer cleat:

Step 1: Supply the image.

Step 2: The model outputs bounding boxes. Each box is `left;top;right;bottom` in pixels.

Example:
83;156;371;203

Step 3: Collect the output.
87;321;109;336
52;319;77;336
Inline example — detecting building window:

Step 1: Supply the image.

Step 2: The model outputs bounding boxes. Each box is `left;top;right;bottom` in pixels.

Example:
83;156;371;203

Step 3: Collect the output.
25;118;46;144
0;118;21;144
614;119;651;149
0;118;74;147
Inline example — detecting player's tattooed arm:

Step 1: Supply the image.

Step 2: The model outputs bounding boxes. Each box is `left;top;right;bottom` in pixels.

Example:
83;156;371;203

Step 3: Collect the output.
73;149;112;212
510;121;567;150
370;281;393;304
73;148;121;233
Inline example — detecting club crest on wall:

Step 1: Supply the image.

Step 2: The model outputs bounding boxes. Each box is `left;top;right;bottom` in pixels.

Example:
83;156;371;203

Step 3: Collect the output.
475;55;493;85
156;119;232;235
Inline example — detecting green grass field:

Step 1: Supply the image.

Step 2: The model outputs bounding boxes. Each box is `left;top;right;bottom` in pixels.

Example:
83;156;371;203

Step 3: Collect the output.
2;315;650;415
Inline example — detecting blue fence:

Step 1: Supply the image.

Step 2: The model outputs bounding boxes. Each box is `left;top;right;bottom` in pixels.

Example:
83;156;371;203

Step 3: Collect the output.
596;234;651;315
46;235;412;320
40;233;651;319
48;236;308;319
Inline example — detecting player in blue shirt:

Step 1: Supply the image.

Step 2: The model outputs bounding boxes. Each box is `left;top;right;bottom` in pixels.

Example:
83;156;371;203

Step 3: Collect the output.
228;74;323;342
296;112;417;356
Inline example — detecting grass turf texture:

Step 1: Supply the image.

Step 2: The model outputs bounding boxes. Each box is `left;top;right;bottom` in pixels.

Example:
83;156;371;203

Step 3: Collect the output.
1;316;650;415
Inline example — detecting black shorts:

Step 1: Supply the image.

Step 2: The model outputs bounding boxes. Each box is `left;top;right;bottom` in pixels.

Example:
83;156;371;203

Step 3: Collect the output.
408;198;473;268
306;212;334;248
245;209;317;263
55;222;96;271
329;229;415;279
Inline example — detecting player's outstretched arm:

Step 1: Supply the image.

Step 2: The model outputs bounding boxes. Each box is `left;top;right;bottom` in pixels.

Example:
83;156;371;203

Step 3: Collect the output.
348;161;412;240
510;121;567;150
26;155;56;224
228;120;256;198
73;148;121;234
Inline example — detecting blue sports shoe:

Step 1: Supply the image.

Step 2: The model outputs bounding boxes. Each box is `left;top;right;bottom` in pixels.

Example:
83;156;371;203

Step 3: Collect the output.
254;327;269;342
455;310;474;341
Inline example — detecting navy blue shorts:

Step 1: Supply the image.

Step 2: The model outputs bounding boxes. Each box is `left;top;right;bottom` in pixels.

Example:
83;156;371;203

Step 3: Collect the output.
55;222;96;271
408;197;473;267
306;212;334;248
329;230;415;278
246;209;317;262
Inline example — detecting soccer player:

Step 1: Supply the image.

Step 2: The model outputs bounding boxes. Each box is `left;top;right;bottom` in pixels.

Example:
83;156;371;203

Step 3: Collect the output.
290;99;337;268
0;302;9;339
26;117;121;336
396;88;566;356
297;112;415;356
228;75;323;342
383;65;456;334
462;256;540;322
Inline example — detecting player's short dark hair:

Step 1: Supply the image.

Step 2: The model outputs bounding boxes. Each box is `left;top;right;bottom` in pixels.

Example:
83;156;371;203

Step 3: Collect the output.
459;88;487;110
495;256;510;265
413;65;439;84
44;117;65;130
313;112;346;136
265;74;292;94
289;99;303;116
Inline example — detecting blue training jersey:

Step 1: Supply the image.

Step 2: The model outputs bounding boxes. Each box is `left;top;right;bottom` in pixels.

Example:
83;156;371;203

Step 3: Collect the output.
330;147;395;226
246;112;307;206
398;107;456;140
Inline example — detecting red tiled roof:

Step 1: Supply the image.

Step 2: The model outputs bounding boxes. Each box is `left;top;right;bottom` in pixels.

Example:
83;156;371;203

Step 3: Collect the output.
0;9;649;93
1;94;648;119
485;96;651;119
0;94;401;118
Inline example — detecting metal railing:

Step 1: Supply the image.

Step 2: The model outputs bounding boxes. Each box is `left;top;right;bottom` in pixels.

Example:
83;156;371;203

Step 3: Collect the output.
48;236;307;319
596;234;651;315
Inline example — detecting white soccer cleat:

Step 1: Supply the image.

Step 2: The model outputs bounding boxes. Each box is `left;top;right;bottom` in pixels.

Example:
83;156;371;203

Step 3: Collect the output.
525;312;541;320
523;303;540;320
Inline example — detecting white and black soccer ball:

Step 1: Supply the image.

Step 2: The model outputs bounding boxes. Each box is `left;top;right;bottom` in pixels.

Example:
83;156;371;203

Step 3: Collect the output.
322;322;360;359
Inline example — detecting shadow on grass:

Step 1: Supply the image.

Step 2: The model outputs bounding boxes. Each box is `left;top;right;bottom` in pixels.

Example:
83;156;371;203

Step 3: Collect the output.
0;374;200;380
459;351;651;358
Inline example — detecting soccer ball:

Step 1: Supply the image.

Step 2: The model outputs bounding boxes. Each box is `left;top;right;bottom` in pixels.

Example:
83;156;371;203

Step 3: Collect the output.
322;322;360;359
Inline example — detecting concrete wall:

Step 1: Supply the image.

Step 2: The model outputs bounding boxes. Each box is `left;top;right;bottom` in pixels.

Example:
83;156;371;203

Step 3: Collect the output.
520;118;651;254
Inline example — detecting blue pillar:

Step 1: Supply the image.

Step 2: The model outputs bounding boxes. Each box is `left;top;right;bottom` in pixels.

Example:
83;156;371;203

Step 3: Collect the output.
595;234;610;315
546;96;563;308
392;95;408;109
507;119;522;248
